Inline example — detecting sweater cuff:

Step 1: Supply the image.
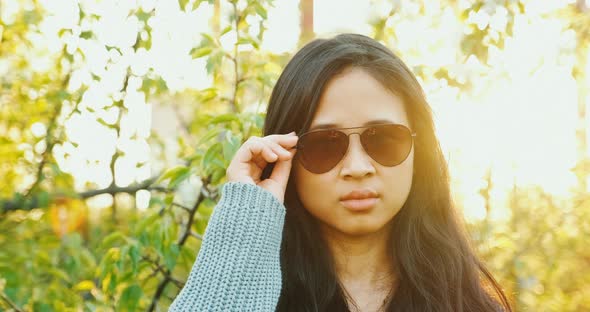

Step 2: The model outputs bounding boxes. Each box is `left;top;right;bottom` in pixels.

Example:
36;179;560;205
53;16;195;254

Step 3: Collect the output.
218;181;286;220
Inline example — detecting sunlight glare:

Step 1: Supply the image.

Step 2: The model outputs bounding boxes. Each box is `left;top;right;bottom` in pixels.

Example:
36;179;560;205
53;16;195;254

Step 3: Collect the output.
262;1;300;53
314;0;371;35
136;189;151;210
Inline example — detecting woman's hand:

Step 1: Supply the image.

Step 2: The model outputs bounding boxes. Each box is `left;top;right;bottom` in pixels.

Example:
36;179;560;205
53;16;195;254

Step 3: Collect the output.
225;132;298;204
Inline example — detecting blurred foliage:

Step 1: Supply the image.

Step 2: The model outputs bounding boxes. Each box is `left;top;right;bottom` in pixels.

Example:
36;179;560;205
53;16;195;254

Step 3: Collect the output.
0;0;589;311
0;0;282;310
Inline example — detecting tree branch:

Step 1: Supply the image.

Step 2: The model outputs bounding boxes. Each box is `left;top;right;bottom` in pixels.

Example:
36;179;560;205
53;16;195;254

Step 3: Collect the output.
0;292;24;312
147;175;212;311
190;231;203;240
230;1;241;113
22;68;71;198
78;175;162;199
172;202;192;213
1;174;167;212
107;70;131;222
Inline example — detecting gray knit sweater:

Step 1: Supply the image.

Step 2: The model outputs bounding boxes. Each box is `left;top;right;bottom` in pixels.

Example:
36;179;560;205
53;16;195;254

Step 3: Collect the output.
168;181;286;311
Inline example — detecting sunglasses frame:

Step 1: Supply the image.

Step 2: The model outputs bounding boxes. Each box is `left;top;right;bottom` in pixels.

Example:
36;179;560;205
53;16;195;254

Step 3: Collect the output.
294;123;417;173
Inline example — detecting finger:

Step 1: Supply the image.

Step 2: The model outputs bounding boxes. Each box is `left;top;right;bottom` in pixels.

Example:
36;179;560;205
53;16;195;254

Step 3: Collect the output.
265;134;299;148
239;137;274;162
260;144;278;163
237;137;264;163
277;135;298;149
251;146;276;171
266;140;293;160
239;136;294;167
269;150;295;185
253;153;267;170
263;132;297;140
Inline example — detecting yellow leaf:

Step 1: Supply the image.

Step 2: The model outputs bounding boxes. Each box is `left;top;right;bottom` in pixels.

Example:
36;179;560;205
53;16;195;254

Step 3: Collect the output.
74;280;95;291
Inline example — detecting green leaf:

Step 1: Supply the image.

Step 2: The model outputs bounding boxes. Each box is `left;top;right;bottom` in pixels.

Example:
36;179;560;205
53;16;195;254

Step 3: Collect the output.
201;33;217;46
222;132;241;164
237;36;260;49
211;167;226;184
118;271;135;285
164;193;174;206
98;247;121;281
136;10;152;22
135;213;160;237
80;31;93;39
206;51;223;74
47;267;71;283
157;166;190;184
58;28;70;37
179;0;190;10
24;9;42;24
101;231;127;248
190;46;213;58
220;25;233;36
80;249;97;269
254;113;265;129
37;190;50;208
129;244;140;274
163;244;180;271
149;196;165;207
117;284;143;311
210;114;239;124
202;143;224;172
33;303;52;312
97;117;117;129
108;271;118;293
254;2;267;19
152;227;163;255
117;245;128;272
196;127;221;147
237;38;251;46
197;87;218;102
169;168;191;189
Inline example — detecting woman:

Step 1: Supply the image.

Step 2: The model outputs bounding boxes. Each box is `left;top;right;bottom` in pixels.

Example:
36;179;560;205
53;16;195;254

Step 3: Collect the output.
170;33;512;311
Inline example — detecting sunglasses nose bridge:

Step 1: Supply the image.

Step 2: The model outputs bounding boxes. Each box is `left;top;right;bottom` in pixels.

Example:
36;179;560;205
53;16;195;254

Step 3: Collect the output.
342;131;370;160
338;131;376;177
346;131;362;140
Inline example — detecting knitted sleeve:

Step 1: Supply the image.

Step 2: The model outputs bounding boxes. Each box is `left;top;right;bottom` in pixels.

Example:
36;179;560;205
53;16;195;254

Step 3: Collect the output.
168;181;286;311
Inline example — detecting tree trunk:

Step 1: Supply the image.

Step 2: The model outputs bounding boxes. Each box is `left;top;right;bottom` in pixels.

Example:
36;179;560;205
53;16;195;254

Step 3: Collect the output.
299;0;314;46
574;0;589;192
212;0;221;34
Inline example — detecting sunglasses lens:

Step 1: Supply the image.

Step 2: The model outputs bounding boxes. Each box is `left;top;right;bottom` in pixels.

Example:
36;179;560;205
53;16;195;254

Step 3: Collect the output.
361;124;413;166
298;130;348;173
297;124;414;173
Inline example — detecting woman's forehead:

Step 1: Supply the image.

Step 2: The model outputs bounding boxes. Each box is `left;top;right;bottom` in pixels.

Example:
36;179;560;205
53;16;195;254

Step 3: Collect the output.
310;68;409;128
310;98;408;129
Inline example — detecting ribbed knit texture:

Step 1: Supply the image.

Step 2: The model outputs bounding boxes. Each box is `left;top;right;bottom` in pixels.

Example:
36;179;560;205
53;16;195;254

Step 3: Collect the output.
168;181;286;311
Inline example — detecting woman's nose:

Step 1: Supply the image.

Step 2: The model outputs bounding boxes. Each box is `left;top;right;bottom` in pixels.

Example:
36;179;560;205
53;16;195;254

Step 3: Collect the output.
339;133;376;178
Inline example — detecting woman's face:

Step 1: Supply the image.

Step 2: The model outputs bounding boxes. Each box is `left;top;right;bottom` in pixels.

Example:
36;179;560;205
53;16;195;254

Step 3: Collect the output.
293;67;414;238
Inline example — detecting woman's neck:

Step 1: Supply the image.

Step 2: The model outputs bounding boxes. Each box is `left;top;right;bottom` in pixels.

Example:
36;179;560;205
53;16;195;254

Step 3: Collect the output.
320;223;396;288
320;223;396;311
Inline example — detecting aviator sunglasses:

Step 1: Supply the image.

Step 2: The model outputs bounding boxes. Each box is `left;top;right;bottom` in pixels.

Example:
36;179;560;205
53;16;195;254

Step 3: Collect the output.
293;123;417;174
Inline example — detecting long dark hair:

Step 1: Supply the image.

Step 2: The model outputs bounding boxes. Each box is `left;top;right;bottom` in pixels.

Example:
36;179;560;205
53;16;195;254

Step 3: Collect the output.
262;34;512;312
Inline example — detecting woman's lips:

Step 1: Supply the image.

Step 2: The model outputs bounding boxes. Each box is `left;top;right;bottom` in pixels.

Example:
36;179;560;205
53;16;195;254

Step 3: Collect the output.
340;198;378;211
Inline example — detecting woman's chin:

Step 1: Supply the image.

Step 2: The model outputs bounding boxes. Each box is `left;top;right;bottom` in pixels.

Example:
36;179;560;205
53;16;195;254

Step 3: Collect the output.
322;221;390;238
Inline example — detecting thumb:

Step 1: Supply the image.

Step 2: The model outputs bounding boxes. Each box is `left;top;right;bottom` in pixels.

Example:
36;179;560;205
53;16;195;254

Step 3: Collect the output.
269;152;294;187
